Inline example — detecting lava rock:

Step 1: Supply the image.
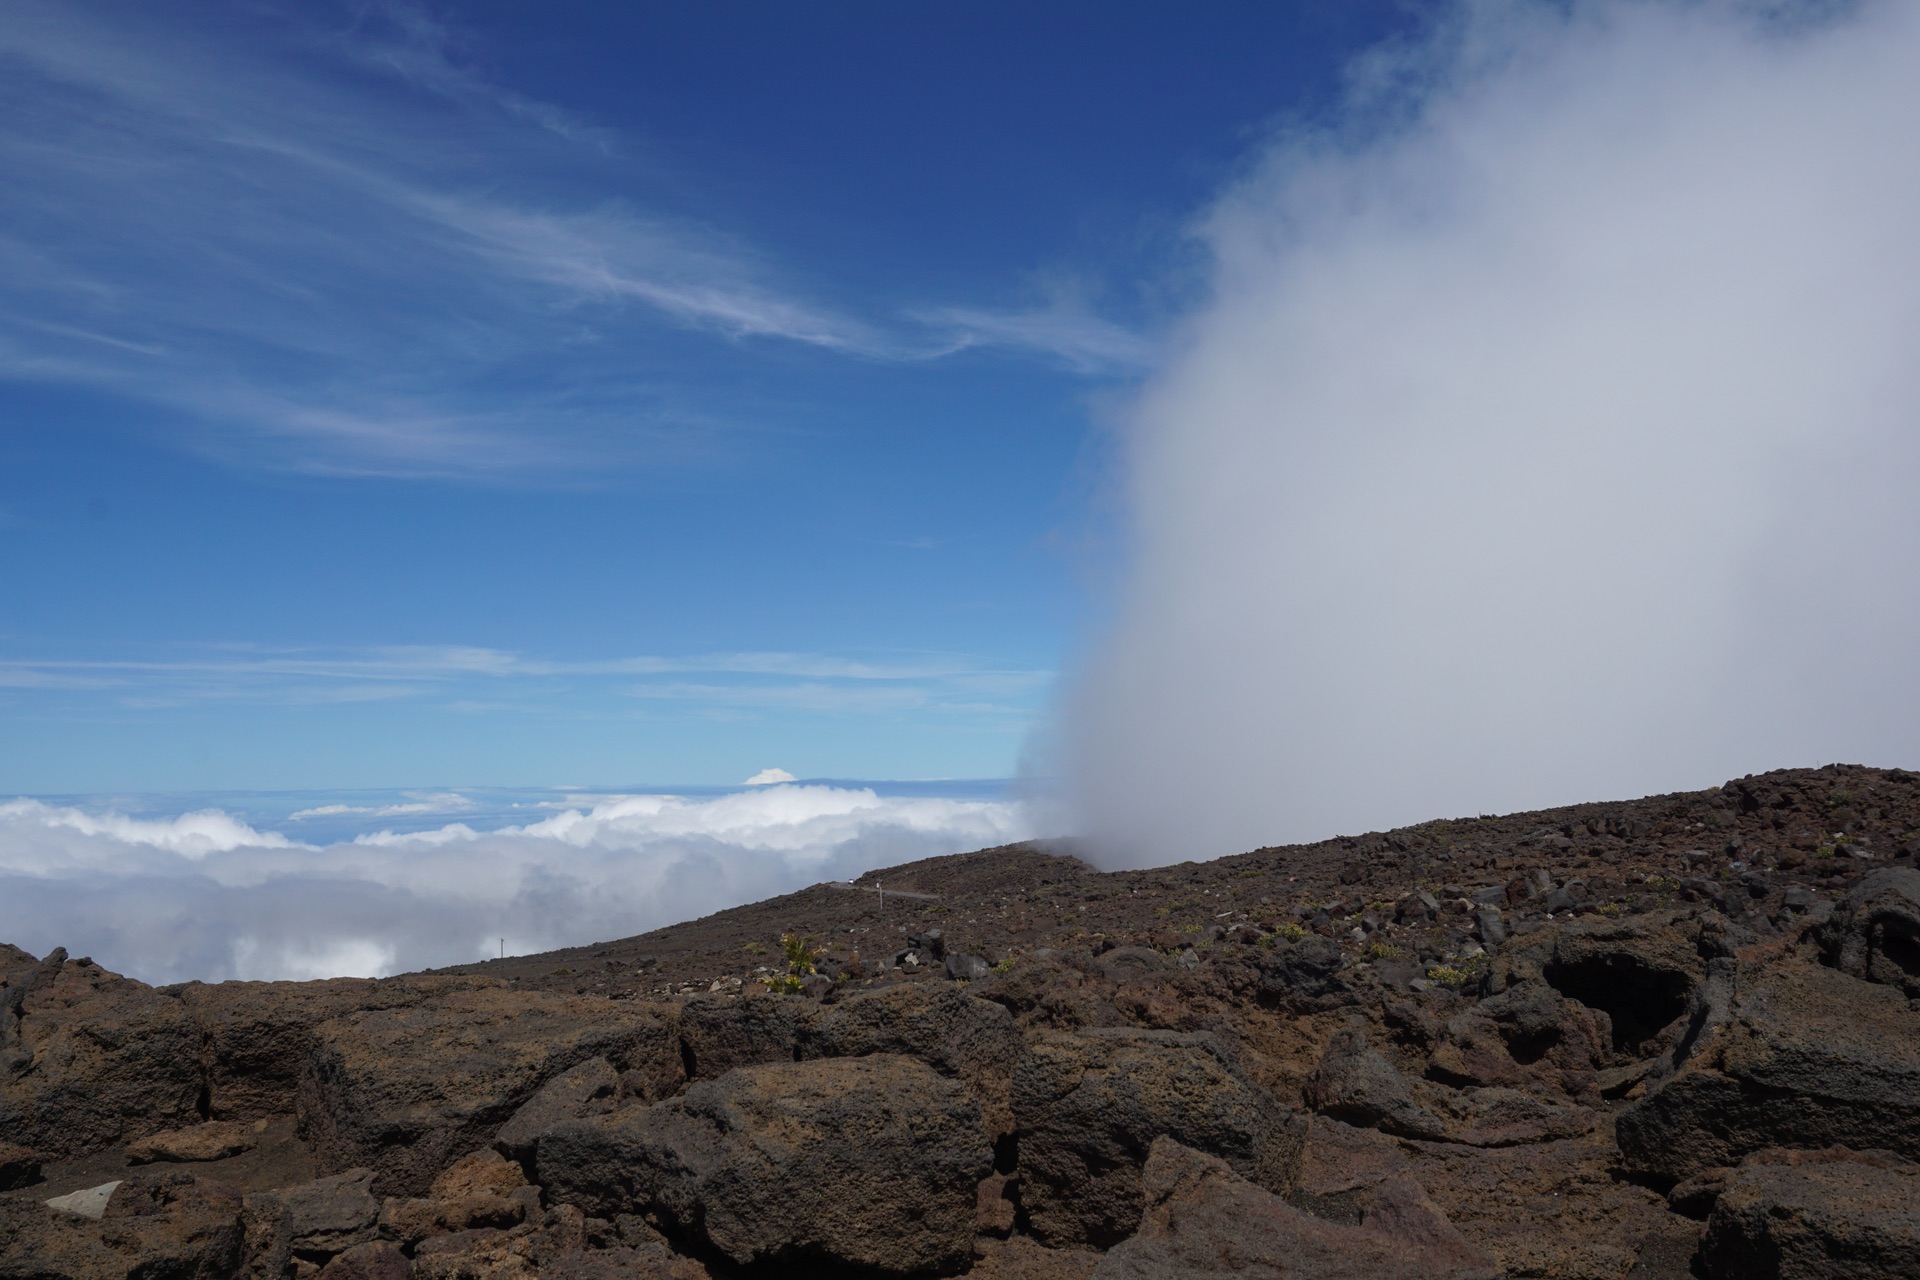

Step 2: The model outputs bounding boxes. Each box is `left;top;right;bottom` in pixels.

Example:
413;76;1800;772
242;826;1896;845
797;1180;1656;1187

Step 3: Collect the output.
1473;906;1508;949
1817;867;1920;998
1700;1153;1920;1279
945;952;993;982
538;1054;990;1277
1090;1138;1498;1280
494;1056;622;1165
4;1173;245;1280
242;1167;381;1276
677;992;811;1080
1258;937;1355;1010
316;1240;413;1280
0;951;205;1159
1302;1021;1448;1140
1014;1027;1305;1247
1096;946;1171;981
128;1118;261;1165
298;989;680;1195
799;980;1025;1139
1618;955;1920;1179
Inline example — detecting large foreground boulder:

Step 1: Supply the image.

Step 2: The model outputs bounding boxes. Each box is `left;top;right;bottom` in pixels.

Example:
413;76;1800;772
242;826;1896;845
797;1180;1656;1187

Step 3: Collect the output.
1617;955;1920;1180
0;951;204;1159
1700;1154;1920;1279
298;990;681;1196
798;981;1026;1139
538;1054;991;1276
169;976;499;1123
1091;1138;1498;1280
1013;1027;1305;1248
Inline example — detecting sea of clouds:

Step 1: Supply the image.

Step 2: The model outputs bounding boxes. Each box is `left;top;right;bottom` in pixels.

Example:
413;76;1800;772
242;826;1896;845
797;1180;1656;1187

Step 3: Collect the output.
0;784;1030;983
1062;0;1920;866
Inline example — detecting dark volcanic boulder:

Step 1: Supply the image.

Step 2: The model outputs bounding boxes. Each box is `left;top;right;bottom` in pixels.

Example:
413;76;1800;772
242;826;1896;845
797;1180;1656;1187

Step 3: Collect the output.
675;993;811;1080
298;989;680;1196
1700;1154;1920;1279
169;975;499;1123
1618;955;1920;1180
1258;937;1356;1010
1013;1027;1305;1248
242;1167;381;1276
1302;1021;1447;1140
493;1056;622;1165
1426;979;1613;1096
1090;1138;1498;1280
798;981;1025;1139
538;1054;991;1276
1817;867;1920;998
0;951;204;1158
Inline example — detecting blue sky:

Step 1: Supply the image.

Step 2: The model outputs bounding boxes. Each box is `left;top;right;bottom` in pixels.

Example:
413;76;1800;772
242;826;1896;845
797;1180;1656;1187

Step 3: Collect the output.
0;0;1411;792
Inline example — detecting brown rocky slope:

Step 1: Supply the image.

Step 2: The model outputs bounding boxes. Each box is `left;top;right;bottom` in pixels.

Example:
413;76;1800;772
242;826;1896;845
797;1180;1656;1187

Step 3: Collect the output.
6;763;1920;1278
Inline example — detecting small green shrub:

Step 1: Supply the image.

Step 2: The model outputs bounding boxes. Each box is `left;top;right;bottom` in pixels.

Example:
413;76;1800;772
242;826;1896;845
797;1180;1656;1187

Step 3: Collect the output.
1426;954;1488;989
779;933;823;976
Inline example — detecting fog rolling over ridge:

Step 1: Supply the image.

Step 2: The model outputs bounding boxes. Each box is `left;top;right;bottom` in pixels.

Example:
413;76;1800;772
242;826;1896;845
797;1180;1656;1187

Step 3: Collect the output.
1061;1;1920;867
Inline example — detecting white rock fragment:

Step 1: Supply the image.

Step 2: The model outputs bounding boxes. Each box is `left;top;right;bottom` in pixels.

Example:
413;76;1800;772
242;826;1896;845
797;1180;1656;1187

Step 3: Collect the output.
45;1180;121;1219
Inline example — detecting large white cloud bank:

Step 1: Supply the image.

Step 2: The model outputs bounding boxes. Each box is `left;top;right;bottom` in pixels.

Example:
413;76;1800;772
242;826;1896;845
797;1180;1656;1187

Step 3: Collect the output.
0;787;1029;983
1065;0;1920;866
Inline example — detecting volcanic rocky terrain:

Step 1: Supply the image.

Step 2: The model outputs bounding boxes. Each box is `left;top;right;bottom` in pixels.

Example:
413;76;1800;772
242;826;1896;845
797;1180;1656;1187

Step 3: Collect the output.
7;763;1920;1278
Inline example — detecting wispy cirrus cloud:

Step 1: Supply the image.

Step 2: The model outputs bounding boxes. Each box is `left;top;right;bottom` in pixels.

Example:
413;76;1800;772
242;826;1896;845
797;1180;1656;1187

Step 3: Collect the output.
919;303;1157;374
0;644;1051;721
0;1;1148;477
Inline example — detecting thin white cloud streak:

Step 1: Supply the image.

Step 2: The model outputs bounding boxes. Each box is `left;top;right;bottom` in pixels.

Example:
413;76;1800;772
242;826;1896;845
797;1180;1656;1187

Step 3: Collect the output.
1061;0;1920;866
0;645;1049;718
288;792;474;821
919;304;1157;374
0;786;1032;983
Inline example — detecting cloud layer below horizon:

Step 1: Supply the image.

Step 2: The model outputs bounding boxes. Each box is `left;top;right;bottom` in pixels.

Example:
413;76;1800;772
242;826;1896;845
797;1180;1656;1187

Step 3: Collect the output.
0;785;1030;983
1063;0;1920;866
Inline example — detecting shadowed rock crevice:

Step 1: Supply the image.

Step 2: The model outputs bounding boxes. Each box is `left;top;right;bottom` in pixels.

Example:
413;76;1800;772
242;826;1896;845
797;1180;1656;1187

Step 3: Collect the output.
1542;954;1693;1053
